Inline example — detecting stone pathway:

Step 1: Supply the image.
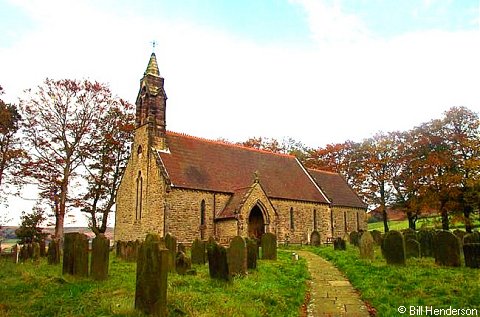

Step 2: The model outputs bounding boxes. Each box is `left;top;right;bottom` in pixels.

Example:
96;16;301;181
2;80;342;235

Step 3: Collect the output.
297;251;371;317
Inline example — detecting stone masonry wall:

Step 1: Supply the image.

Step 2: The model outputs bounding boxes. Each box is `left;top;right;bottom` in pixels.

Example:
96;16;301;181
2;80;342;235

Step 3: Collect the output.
271;199;331;244
331;206;367;237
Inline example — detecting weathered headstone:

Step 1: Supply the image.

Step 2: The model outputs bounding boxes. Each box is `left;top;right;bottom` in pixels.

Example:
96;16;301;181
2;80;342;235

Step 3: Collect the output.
370;230;383;246
463;232;480;244
175;251;192;275
177;243;186;254
434;230;461;267
135;234;168;317
402;228;417;243
125;241;138;262
39;239;46;257
12;244;19;263
47;239;60;265
463;243;480;268
246;238;257;270
227;236;247;277
191;239;206;265
19;245;28;262
207;241;229;281
382;230;406;265
32;242;40;263
349;231;360;247
310;231;321;246
116;241;125;258
164;233;177;272
417;229;435;257
453;229;467;246
27;243;33;259
359;231;374;260
405;239;420;258
261;233;277;260
62;232;89;277
91;234;110;281
333;237;346;251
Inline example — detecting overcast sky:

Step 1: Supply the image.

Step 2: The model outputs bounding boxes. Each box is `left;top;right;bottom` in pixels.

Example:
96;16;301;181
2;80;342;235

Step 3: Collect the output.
1;0;479;226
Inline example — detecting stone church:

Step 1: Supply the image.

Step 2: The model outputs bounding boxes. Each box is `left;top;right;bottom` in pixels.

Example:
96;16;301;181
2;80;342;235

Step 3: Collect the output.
114;53;367;245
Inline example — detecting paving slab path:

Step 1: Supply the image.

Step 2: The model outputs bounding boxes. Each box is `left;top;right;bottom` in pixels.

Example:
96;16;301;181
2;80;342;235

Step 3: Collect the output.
297;251;371;317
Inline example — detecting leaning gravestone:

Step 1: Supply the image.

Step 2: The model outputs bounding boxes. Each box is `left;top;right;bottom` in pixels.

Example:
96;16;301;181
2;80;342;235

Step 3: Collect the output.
164;233;177;272
463;243;480;268
261;233;277;260
246;238;258;270
91;234;110;281
63;232;89;277
207;241;229;281
434;230;461;267
227;236;247;277
333;238;346;251
463;232;480;244
191;239;206;265
417;229;435;257
310;231;321;246
135;234;168;317
382;230;406;265
405;239;420;258
47;239;60;265
175;251;192;275
359;231;374;259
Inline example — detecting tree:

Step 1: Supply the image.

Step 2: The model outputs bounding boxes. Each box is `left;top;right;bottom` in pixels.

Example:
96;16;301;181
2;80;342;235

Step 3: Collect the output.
15;207;47;244
0;85;25;202
19;79;118;241
80;101;134;236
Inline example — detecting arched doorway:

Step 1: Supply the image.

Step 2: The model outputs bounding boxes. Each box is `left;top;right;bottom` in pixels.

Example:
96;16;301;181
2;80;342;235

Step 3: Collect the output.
248;205;265;239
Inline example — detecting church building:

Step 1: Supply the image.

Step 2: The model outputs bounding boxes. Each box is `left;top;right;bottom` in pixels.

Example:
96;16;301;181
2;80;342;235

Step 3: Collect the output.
114;53;367;245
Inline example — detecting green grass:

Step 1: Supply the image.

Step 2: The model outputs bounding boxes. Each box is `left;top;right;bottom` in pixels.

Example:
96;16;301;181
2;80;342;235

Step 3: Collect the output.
368;216;480;232
0;250;308;317
305;245;480;316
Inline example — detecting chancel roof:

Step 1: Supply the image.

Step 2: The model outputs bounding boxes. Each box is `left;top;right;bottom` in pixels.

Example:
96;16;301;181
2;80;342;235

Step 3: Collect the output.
157;132;329;204
308;169;366;209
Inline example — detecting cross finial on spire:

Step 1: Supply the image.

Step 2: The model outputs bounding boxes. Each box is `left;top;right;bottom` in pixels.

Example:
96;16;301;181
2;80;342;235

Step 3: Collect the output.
151;40;157;52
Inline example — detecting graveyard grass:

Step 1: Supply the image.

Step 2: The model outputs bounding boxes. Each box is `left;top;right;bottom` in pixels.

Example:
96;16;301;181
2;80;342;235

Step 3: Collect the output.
305;245;480;315
0;250;308;317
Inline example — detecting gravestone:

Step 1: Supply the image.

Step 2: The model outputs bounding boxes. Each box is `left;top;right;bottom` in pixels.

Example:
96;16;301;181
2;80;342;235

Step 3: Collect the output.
124;241;138;262
333;238;346;251
246;238;257;270
359;231;374;259
463;232;480;244
32;242;40;263
405;239;420;258
135;234;168;317
207;241;229;281
27;243;33;259
310;231;321;246
434;230;461;267
91;234;110;281
39;239;46;257
177;243;186;254
463;243;480;268
63;232;89;277
116;241;124;258
349;231;360;247
19;245;28;262
175;251;192;275
227;236;247;277
12;244;19;263
164;233;177;272
370;230;383;246
261;233;277;260
417;229;435;257
382;230;406;265
47;239;60;265
453;230;467;246
402;228;417;243
191;239;206;265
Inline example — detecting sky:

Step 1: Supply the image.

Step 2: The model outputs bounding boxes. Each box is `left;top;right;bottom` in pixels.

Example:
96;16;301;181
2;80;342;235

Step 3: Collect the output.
0;0;479;226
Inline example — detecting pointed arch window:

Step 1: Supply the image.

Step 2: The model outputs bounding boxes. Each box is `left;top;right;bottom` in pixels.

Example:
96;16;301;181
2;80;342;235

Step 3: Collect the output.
200;200;206;226
136;171;143;220
290;207;295;230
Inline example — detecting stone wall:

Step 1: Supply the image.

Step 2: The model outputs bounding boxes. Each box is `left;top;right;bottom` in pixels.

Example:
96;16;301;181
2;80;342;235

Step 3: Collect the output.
331;206;367;237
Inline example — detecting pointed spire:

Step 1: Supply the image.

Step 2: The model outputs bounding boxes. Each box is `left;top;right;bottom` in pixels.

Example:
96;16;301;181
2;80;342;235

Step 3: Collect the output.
145;52;160;77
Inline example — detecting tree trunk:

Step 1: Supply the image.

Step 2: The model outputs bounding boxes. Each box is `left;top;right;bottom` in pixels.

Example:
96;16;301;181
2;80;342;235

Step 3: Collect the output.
463;206;473;233
382;206;389;232
407;211;417;230
440;203;449;231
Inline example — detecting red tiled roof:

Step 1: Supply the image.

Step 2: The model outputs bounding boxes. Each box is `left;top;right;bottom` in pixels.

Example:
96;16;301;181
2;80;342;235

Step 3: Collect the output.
157;132;329;204
308;169;366;209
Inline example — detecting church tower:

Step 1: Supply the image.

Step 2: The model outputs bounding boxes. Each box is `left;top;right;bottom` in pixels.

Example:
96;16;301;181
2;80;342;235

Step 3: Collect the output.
135;52;168;149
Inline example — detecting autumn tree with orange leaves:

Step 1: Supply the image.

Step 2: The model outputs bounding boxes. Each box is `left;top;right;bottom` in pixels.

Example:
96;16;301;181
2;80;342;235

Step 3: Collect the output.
19;79;133;240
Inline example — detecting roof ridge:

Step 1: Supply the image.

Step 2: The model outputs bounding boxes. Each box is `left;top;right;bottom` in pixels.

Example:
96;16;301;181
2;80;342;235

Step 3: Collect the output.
308;168;340;175
166;130;295;158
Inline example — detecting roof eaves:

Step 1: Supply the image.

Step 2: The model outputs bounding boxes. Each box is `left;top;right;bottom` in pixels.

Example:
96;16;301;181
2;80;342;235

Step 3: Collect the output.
295;158;331;204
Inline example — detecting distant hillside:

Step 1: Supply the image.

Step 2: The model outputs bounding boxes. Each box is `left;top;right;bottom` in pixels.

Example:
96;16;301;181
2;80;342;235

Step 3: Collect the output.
0;226;114;241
